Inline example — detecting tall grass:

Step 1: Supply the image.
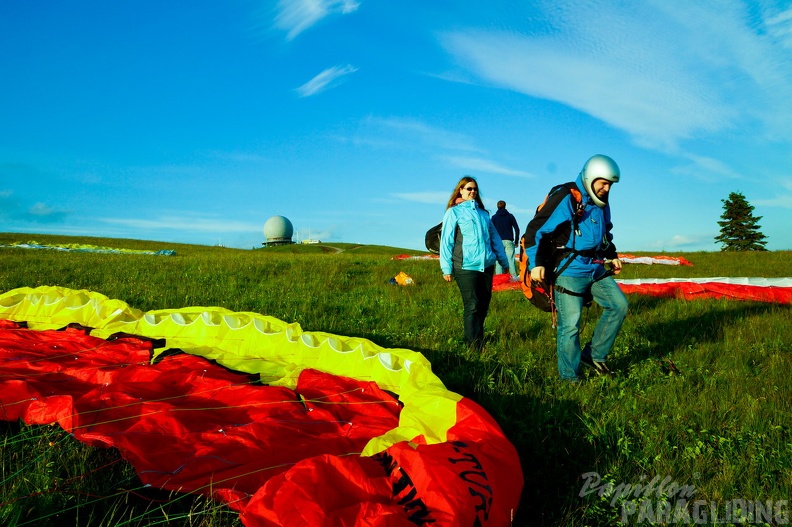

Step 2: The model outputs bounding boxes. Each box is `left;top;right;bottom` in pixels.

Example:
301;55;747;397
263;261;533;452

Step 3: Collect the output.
1;232;790;526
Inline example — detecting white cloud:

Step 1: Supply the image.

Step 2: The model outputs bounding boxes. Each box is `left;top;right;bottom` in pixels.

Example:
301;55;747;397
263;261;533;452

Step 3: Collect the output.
441;156;535;178
440;32;727;150
439;1;792;148
28;203;56;216
20;202;71;223
101;215;260;233
779;177;792;192
391;191;449;205
765;6;792;48
343;119;533;183
649;1;792;140
274;0;360;41
646;233;715;251
670;152;743;182
356;117;484;153
294;227;334;241
296;64;358;97
754;195;792;209
206;150;270;163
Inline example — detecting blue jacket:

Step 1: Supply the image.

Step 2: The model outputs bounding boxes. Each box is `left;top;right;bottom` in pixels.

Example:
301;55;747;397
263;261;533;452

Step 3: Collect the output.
440;199;510;275
491;208;520;244
525;174;618;278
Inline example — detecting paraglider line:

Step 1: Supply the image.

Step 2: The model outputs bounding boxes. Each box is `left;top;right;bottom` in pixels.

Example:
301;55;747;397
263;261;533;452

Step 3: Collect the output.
147;452;363;492
113;454;366;527
139;454;241;475
0;385;396;440
8;485;155;527
0;428;73;489
4;455;126;504
0;336;147;365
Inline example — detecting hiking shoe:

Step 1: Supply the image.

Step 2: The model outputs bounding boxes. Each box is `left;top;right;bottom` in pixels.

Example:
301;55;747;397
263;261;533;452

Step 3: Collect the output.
581;355;612;376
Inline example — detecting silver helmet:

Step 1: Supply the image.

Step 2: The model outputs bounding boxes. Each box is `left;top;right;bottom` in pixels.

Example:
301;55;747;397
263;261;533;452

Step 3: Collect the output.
581;154;620;207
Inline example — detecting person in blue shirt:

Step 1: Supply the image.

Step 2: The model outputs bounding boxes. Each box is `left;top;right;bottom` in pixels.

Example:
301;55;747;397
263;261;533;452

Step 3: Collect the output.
526;155;629;381
491;200;520;279
440;176;510;352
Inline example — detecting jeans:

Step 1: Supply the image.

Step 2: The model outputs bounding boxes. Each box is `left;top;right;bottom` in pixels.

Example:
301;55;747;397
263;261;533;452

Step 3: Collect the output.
495;240;517;277
554;273;628;379
454;266;495;351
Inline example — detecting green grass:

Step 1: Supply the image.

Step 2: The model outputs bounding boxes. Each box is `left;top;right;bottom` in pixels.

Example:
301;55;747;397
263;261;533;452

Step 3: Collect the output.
1;232;791;526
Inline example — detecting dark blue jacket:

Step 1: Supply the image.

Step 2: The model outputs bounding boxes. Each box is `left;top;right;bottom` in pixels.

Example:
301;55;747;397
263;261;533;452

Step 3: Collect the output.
491;208;520;244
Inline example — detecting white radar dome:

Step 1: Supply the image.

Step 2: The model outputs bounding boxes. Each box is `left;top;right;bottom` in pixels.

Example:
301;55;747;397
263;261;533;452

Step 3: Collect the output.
263;215;294;245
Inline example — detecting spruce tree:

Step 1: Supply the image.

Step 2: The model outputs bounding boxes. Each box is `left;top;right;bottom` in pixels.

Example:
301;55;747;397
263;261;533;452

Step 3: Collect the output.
714;192;768;251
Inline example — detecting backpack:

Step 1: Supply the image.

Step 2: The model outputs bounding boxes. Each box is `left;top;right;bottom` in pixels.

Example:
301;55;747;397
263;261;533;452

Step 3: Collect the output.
518;182;585;312
425;222;442;254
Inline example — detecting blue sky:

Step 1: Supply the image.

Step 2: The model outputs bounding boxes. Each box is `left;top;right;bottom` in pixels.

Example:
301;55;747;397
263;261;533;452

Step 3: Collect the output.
2;1;792;251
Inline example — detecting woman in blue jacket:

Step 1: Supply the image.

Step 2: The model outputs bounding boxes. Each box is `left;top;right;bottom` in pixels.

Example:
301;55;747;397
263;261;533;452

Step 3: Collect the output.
440;176;510;352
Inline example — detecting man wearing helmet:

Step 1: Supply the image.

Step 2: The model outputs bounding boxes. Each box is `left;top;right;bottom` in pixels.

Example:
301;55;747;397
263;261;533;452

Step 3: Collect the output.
526;154;629;381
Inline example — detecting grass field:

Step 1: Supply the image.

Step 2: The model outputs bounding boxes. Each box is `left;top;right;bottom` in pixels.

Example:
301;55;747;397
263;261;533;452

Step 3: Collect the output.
1;232;791;526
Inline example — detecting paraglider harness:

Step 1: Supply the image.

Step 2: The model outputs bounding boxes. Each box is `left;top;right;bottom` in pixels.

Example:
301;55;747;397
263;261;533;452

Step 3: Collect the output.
425;223;442;254
518;182;614;326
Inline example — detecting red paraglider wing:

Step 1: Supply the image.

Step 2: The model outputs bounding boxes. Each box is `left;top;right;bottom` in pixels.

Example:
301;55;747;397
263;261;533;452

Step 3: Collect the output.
0;287;524;527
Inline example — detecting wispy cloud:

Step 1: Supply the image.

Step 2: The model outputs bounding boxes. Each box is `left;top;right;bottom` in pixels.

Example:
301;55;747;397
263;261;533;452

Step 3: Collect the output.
391;191;449;205
274;0;360;41
101;215;260;233
765;7;792;49
441;156;535;178
439;1;792;149
0;192;71;224
206;150;270;163
296;64;359;97
754;195;792;209
294;227;334;241
344;118;532;182
670;153;743;182
24;202;71;223
755;176;792;212
352;117;484;153
647;233;715;251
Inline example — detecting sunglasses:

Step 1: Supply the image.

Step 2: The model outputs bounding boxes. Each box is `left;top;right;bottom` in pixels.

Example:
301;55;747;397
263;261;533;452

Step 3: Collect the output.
463;187;478;192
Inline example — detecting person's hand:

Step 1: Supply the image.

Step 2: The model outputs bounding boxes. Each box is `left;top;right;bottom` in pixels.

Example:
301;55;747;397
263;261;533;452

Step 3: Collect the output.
530;266;545;282
610;258;623;275
443;274;453;282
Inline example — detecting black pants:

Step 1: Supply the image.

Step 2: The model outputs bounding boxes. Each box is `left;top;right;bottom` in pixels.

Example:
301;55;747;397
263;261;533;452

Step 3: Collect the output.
454;266;494;351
